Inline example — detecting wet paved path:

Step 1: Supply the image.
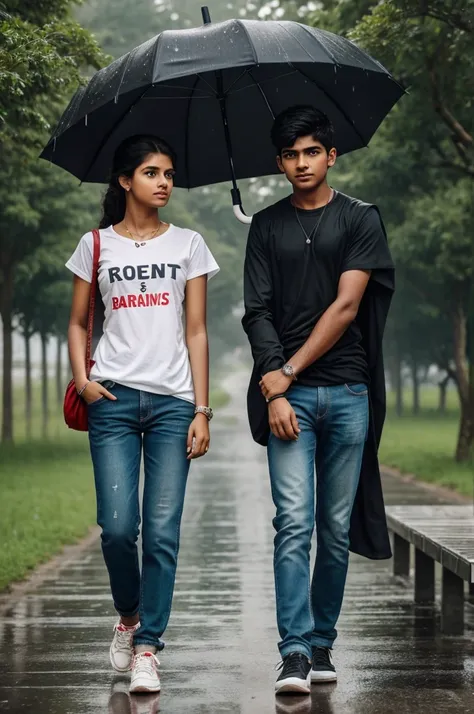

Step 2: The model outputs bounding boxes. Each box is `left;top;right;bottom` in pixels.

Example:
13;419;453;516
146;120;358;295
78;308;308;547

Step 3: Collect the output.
1;373;474;714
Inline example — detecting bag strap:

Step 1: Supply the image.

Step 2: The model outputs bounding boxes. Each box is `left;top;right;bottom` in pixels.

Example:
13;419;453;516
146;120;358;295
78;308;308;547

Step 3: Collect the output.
85;229;101;376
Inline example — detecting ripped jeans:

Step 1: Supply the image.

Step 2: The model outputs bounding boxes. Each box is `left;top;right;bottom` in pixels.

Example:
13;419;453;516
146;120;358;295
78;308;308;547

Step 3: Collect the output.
87;382;194;650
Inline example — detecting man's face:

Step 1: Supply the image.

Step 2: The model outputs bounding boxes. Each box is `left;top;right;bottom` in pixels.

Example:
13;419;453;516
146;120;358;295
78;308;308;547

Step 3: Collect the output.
276;135;336;190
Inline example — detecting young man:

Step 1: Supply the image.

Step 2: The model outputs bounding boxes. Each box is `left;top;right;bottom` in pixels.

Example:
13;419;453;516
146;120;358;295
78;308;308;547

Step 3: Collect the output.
242;105;394;695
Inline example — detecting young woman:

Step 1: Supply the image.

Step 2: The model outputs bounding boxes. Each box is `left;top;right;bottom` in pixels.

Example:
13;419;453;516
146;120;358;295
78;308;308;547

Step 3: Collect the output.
66;135;219;694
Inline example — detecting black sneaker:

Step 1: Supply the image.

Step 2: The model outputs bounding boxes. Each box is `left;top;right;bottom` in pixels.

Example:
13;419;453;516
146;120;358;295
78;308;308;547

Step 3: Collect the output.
275;652;311;695
311;646;337;683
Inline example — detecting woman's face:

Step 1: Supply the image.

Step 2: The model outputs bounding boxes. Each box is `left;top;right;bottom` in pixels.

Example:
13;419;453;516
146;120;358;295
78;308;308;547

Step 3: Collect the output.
120;152;175;208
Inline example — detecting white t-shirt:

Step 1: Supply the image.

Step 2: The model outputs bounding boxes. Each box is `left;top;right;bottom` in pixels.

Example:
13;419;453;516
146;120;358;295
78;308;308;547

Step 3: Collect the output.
66;224;220;403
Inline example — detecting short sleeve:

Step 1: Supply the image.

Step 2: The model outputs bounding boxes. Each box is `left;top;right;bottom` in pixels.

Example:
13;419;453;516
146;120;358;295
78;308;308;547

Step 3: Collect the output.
343;207;394;273
65;232;94;283
187;233;220;281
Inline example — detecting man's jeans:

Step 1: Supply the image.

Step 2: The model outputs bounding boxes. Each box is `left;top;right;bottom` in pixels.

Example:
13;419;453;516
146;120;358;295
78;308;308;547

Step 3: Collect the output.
267;383;369;659
87;383;194;650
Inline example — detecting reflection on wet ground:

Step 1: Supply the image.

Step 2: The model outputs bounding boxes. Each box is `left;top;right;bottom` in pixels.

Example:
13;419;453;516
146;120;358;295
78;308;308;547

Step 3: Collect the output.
1;374;473;713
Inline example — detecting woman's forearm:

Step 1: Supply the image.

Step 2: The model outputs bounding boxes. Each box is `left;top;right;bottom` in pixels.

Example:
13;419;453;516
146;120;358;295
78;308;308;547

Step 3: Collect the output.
187;330;210;406
68;323;88;390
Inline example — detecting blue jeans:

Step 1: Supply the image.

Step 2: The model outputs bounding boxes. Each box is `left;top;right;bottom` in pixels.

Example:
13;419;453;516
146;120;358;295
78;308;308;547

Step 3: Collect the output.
267;383;369;659
87;382;194;650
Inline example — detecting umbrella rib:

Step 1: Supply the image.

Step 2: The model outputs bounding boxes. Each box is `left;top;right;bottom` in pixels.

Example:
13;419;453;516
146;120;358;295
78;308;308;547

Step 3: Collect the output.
195;73;218;97
228;69;298;96
223;68;253;96
247;70;276;119
114;48;138;102
184;76;201;189
277;22;338;65
81;87;151;183
292;64;369;148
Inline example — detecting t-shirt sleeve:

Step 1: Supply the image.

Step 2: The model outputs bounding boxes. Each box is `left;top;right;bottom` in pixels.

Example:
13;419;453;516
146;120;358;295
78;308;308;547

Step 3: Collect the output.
65;232;94;283
342;207;394;273
187;233;220;281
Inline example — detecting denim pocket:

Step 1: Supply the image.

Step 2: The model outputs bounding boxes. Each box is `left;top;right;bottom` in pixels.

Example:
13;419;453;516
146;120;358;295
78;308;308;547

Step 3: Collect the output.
344;383;368;396
87;396;105;407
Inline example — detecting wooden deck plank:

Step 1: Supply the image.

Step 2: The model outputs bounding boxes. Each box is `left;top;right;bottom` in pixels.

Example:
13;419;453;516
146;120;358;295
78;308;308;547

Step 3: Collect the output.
386;505;474;582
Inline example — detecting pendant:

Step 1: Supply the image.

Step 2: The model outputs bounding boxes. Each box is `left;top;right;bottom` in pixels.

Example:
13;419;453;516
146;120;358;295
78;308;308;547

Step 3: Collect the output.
306;238;311;244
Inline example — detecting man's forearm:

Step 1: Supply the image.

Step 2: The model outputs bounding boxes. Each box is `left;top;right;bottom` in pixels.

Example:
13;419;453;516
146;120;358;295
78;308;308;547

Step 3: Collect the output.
289;298;358;376
242;310;285;375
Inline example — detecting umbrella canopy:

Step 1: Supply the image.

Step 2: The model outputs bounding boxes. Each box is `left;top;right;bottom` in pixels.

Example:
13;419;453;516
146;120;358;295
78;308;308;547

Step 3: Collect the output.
41;14;404;192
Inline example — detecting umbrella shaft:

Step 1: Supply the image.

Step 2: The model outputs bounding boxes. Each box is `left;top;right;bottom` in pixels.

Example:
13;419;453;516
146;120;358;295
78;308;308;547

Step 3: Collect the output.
217;73;239;194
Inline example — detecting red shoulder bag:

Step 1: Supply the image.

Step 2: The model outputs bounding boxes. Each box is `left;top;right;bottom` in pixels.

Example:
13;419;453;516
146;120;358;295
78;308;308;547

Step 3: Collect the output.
63;229;101;431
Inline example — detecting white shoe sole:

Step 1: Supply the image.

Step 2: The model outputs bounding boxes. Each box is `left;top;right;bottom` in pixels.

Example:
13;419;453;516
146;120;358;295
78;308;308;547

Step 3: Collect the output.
275;674;311;695
129;677;161;694
311;669;337;683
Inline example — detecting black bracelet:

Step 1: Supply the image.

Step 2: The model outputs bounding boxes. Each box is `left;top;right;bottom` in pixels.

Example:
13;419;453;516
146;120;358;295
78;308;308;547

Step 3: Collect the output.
266;393;287;404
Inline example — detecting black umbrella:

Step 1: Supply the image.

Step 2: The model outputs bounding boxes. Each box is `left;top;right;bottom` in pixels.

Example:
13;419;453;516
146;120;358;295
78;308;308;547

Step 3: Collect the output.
41;7;404;223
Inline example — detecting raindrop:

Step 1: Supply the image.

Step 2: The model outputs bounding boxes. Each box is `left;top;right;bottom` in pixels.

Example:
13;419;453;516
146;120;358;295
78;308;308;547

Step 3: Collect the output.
85;114;88;126
174;46;179;52
53;137;57;152
352;86;355;92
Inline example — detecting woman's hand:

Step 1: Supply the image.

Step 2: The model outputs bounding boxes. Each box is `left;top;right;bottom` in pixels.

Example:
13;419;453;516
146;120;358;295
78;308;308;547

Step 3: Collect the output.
187;413;210;460
80;381;117;405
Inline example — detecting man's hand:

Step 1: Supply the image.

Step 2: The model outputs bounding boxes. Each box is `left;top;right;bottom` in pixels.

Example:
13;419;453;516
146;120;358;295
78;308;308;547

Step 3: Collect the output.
259;369;293;400
268;398;300;441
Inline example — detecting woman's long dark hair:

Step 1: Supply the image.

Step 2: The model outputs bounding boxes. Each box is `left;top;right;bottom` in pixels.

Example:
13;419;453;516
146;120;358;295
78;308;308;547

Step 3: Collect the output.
99;135;177;229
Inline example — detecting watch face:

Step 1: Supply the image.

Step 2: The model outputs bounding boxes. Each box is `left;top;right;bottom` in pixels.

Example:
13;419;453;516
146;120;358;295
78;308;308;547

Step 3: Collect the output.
283;365;293;376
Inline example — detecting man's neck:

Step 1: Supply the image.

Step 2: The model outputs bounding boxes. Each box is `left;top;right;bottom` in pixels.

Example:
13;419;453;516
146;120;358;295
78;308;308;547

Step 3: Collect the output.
291;182;332;211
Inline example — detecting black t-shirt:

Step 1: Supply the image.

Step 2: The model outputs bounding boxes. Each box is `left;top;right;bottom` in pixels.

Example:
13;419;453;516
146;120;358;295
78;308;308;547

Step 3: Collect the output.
242;190;394;387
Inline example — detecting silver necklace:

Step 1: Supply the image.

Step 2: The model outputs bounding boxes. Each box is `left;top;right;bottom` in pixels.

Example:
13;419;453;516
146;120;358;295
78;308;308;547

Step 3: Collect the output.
293;189;334;245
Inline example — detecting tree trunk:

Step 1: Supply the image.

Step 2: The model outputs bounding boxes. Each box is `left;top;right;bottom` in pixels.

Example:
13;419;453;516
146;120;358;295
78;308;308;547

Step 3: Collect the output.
438;376;449;414
412;357;420;415
452;298;473;462
56;336;63;405
0;265;14;443
456;400;473;463
24;331;32;440
388;351;404;417
41;332;49;440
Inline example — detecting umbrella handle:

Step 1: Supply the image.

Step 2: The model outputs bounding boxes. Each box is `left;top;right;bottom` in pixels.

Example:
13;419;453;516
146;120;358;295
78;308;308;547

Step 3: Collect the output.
233;204;253;225
231;187;253;225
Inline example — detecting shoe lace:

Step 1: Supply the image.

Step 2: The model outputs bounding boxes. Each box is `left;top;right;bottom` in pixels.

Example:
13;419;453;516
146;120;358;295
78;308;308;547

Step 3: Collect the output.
114;627;134;653
276;652;308;674
133;652;160;675
312;647;331;666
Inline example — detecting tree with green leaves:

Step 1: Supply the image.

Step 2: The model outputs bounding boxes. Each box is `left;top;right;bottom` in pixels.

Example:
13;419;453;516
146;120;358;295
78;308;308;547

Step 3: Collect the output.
0;0;105;442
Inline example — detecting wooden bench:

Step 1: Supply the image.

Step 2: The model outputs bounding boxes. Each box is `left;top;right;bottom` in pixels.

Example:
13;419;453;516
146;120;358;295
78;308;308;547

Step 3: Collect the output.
385;505;474;634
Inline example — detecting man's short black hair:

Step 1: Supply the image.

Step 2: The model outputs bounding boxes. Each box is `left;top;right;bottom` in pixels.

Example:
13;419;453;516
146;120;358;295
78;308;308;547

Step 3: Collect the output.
271;105;335;154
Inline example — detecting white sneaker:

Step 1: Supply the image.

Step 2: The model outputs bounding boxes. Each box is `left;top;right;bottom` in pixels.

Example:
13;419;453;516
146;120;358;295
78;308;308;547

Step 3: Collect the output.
129;652;161;694
109;621;140;672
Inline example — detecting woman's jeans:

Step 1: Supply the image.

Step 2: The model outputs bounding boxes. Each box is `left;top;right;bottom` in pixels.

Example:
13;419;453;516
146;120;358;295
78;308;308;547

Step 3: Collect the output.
267;383;369;659
87;382;194;650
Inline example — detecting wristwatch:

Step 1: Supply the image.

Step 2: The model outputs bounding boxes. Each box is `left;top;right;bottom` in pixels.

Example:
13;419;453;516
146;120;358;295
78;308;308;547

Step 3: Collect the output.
195;405;213;421
281;363;297;381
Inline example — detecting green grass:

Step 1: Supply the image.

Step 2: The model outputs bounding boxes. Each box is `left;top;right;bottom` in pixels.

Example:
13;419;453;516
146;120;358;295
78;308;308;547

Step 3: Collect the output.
1;378;230;592
0;439;95;591
380;386;473;497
